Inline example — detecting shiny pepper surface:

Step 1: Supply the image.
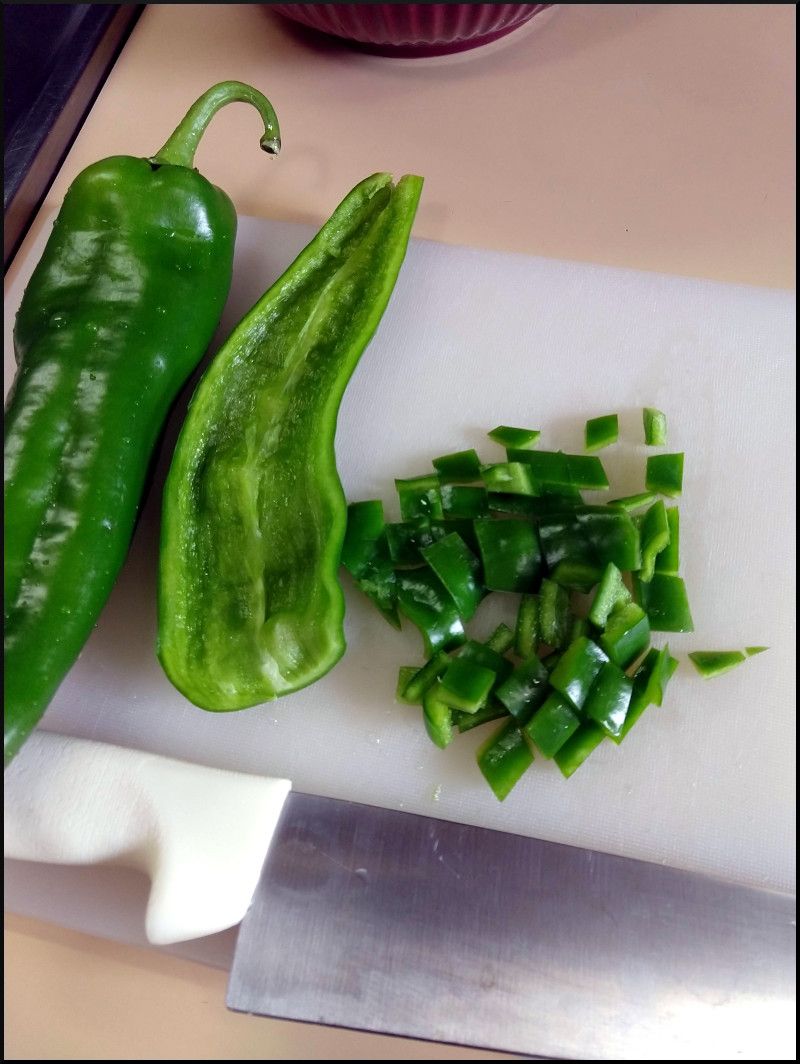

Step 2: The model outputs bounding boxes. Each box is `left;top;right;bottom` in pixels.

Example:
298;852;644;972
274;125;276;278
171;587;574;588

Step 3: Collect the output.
4;82;281;765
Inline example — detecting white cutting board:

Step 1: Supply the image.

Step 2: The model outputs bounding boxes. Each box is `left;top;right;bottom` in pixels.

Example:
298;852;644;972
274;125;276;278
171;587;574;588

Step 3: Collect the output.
4;213;796;916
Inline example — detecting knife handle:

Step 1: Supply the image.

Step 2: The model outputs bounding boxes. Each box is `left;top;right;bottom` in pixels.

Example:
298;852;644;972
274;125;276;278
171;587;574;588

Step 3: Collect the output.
4;731;291;945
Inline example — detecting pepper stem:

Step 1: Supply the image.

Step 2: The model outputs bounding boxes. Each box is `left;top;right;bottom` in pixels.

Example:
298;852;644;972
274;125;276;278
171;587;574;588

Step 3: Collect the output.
150;81;280;168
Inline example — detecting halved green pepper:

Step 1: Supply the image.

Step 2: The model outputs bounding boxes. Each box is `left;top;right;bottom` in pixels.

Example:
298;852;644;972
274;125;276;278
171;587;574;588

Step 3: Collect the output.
159;172;423;709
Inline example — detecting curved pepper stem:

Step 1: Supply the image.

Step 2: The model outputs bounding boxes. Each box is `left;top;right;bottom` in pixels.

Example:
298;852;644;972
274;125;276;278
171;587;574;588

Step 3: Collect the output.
150;80;281;168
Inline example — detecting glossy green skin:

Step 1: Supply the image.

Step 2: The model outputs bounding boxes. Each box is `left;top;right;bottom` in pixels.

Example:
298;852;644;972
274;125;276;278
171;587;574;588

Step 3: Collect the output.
159;173;423;710
4;157;236;763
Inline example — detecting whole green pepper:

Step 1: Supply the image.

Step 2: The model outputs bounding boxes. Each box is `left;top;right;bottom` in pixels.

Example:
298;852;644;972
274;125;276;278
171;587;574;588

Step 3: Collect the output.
158;172;423;710
4;82;280;765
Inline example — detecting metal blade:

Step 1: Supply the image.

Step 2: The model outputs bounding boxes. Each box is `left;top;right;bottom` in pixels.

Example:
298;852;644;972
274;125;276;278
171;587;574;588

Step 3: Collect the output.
227;792;795;1060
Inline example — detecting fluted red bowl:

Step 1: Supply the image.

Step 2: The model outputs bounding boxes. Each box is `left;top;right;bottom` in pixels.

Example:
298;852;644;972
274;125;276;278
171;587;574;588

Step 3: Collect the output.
270;4;551;56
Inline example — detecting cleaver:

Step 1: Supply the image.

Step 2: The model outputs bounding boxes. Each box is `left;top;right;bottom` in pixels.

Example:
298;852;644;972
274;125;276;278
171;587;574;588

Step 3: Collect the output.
6;732;794;1060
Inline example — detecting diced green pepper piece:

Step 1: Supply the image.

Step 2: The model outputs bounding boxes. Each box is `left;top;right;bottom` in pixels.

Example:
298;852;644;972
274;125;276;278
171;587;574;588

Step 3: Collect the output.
609;492;657;513
485;623;515;655
433;449;482;483
347;534;399;628
641;573;694;632
488;425;541;449
585;414;619;451
509;450;610;490
599;602;650;668
396;474;444;520
423;687;454;749
639;499;671;582
456;700;509;733
430;518;480;554
554;722;606;778
480;462;538;496
645;453;684;498
583;661;633;739
486;493;538;516
341;500;386;575
539;510;640;573
589;562;631;627
524;693;581;757
549;637;609;711
477;720;534;801
396;666;418;703
495;655;549;725
688;651;748;678
439;657;496;713
614;648;677;743
396;568;466;655
385;519;435;566
746;646;768;656
654;507;680;573
515;594;539;658
402;650;451;704
440;484;488;519
569;616;589;642
643;407;667;446
458;640;513;687
550;560;603;592
474;518;542;592
540;578;570;648
421;532;482;621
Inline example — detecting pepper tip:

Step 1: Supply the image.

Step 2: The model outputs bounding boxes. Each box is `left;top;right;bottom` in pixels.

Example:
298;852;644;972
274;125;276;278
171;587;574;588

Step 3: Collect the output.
260;135;281;156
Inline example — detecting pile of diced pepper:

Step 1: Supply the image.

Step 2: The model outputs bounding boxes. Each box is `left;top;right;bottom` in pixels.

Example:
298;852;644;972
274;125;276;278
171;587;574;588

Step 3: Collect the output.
342;409;760;800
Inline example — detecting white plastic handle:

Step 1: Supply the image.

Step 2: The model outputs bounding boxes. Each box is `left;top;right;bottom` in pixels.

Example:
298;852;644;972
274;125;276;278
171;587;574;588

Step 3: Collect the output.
4;731;291;945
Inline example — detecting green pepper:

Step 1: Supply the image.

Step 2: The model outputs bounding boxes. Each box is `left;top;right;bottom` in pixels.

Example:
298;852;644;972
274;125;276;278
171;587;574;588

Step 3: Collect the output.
4;82;281;764
524;692;581;757
341;501;399;626
495;654;549;725
585;414;618;451
457;639;513;686
643;407;667;446
395;666;419;704
646;453;684;497
639;573;694;632
554;721;606;778
421;532;482;620
438;658;496;713
423;686;454;749
484;624;515;655
550;560;603;592
599;603;650;668
609;492;657;513
385;519;436;566
488;425;541;449
396;567;466;656
440;485;488;519
474;518;542;592
638;500;671;582
539;578;570;648
480;462;538;496
614;647;677;743
477;719;534;800
456;700;509;733
396;474;443;520
400;650;451;704
549;636;609;711
539;509;640;573
654;506;680;573
688;651;747;678
515;594;539;658
432;449;481;482
583;661;633;738
507;450;609;490
588;562;631;627
158;172;423;709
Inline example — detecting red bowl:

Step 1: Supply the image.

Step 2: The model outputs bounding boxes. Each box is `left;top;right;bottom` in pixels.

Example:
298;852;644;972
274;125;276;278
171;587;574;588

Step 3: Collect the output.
270;3;552;57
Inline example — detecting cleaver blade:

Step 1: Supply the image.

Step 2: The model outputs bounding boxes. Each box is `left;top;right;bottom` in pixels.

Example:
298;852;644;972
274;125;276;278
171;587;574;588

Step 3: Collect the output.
227;791;796;1060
